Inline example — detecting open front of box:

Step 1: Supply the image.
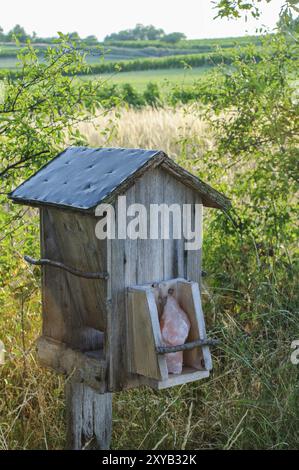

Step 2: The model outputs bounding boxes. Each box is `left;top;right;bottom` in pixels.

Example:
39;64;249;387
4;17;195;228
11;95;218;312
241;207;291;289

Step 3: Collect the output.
127;278;212;389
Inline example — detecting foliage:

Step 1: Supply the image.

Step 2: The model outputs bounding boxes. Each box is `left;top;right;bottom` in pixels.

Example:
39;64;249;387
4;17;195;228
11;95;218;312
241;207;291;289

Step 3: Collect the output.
277;8;299;33
120;83;145;107
214;0;299;19
0;37;106;303
0;50;234;78
101;35;260;50
162;32;187;44
88;75;212;109
143;82;161;107
105;24;165;42
104;23;186;42
1;95;298;447
0;37;105;195
196;33;298;252
7;25;29;43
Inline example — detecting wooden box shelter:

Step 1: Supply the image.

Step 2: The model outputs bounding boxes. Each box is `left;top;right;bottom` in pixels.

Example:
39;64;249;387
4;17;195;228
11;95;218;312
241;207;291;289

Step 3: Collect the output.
9;146;230;448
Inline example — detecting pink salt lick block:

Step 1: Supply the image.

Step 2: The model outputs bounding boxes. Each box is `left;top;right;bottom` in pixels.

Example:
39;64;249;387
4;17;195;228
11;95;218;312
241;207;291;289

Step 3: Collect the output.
160;292;190;374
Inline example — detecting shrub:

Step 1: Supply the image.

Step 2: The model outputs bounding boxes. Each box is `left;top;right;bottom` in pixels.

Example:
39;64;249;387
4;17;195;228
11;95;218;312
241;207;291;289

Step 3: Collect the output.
143;82;161;107
120;83;145;107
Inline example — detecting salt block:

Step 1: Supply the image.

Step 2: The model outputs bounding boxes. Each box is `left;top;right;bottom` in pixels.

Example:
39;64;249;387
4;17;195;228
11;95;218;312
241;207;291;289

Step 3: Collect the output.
160;293;190;374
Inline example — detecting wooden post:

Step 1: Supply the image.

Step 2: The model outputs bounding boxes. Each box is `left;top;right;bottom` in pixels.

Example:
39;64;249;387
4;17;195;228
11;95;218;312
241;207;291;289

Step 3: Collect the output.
65;380;112;450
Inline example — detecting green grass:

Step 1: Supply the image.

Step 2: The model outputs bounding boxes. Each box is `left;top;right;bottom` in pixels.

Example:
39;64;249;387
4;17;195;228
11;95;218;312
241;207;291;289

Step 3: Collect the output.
84;66;213;91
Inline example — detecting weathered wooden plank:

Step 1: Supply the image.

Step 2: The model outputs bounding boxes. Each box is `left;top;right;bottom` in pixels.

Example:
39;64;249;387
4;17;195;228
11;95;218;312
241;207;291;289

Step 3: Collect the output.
189;282;212;371
177;281;204;369
160;157;230;210
127;289;168;380
40;207;107;347
36;336;107;392
40;208;68;342
141;368;209;390
108;169;167;391
184;187;203;285
107;193;127;391
124;185;138;379
135;168;164;285
65;381;112;450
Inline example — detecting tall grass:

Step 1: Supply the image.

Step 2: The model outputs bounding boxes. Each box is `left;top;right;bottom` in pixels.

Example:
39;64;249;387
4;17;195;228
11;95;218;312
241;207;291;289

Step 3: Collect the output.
0;107;298;449
77;107;213;156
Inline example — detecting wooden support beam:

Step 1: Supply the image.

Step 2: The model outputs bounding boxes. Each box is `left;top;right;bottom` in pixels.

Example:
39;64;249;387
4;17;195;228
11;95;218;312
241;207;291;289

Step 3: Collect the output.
36;336;107;393
65;381;112;450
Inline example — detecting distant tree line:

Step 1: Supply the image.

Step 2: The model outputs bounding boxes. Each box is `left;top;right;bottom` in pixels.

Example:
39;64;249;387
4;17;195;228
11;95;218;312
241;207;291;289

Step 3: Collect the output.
0;23;186;45
0;24;32;42
104;24;186;43
0;24;99;45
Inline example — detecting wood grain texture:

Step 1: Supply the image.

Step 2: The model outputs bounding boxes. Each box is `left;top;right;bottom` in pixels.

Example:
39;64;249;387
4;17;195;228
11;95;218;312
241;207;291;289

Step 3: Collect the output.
127;289;168;380
188;282;213;371
24;255;108;279
40;207;107;346
36;336;107;392
39;166;206;392
107;167;205;391
30;154;218;448
184;185;203;284
177;281;204;369
127;279;211;388
141;369;210;390
65;380;112;450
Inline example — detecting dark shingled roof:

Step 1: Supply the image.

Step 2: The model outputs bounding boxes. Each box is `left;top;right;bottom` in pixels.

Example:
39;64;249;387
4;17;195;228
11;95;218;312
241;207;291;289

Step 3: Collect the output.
9;146;231;211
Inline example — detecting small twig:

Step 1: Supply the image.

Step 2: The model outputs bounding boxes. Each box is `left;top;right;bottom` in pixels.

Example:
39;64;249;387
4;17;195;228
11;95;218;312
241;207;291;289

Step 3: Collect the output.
156;338;220;354
24;255;109;280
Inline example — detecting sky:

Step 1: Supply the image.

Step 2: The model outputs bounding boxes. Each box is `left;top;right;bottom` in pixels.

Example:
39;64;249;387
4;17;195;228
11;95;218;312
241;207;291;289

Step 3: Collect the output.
1;0;286;40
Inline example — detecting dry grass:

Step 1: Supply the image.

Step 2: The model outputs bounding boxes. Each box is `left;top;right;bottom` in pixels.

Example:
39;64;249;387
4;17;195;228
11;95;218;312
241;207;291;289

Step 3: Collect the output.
77;106;214;159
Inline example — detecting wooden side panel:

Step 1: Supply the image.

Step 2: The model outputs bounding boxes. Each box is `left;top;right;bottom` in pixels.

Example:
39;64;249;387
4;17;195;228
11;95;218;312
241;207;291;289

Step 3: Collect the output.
177;281;212;371
107;184;138;391
40;207;107;346
190;282;212;371
127;289;167;380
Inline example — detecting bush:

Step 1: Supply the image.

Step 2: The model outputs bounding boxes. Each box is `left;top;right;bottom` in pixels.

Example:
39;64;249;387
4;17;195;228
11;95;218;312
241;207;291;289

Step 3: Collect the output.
143;82;161;106
120;83;145;107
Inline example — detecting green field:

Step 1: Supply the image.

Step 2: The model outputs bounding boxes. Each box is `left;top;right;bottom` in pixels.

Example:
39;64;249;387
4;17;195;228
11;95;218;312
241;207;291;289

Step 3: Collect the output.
83;66;213;91
0;34;260;72
0;56;19;69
